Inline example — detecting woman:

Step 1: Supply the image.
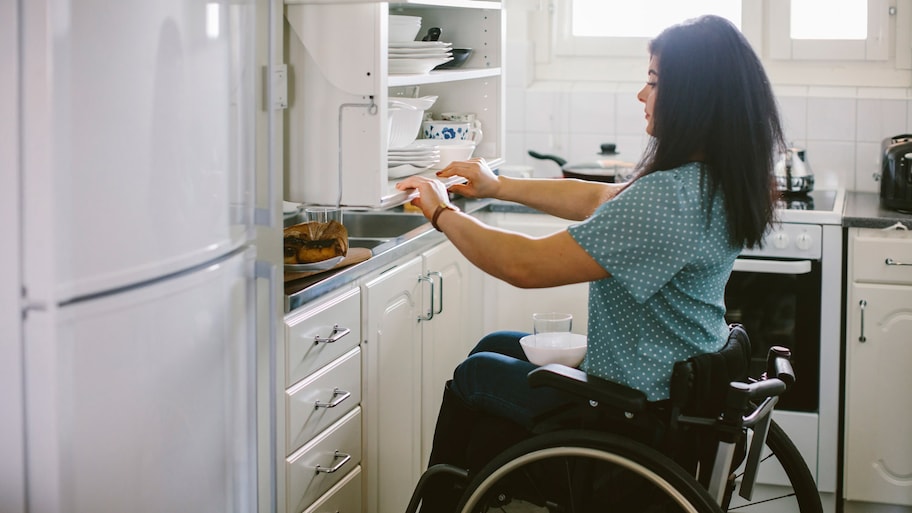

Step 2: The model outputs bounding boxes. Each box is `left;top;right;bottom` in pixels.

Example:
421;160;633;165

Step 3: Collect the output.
397;14;783;510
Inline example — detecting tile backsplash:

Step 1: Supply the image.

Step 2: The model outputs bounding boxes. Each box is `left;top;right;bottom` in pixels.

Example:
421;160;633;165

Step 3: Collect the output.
504;46;912;193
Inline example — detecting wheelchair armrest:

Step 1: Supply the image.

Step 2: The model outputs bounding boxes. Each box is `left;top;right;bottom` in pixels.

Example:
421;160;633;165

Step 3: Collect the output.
528;364;648;414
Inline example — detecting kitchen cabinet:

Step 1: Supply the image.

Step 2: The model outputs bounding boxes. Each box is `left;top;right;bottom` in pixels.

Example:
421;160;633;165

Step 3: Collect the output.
480;211;589;334
282;285;363;513
283;0;504;208
361;240;481;513
844;227;912;509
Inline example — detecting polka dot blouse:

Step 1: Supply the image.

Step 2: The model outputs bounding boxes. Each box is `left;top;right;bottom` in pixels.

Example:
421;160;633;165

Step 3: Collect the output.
567;162;741;401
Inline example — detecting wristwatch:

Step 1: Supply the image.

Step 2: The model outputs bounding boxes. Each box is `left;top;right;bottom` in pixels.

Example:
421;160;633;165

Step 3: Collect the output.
431;203;460;231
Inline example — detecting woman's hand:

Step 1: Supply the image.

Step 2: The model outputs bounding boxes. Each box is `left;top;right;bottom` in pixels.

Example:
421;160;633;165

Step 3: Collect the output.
436;158;501;199
395;175;452;220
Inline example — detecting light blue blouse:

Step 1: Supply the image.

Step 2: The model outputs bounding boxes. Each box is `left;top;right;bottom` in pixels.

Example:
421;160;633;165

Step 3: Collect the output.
567;162;741;401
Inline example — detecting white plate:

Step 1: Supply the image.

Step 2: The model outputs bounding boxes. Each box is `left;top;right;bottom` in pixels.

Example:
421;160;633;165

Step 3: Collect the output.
390;49;453;56
388;163;433;178
386;147;440;157
389;41;452;49
388;57;453;75
387;151;440;160
387;158;438;166
283;201;302;214
285;255;344;272
389;142;440;154
390;52;453;60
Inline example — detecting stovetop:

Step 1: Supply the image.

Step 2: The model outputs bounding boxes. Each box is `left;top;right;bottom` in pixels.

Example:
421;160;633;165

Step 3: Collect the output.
775;189;844;225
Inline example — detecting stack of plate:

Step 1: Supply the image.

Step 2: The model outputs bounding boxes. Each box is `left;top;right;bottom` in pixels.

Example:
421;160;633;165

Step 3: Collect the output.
389;41;453;75
388;141;440;179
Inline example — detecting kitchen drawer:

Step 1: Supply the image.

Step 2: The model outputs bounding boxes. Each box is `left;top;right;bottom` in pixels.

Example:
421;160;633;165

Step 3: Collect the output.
287;347;361;455
851;229;912;285
287;407;362;513
285;287;361;387
302;465;361;513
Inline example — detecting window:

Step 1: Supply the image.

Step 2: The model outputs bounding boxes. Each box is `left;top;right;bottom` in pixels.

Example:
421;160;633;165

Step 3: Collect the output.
571;1;741;38
554;0;904;64
768;0;888;61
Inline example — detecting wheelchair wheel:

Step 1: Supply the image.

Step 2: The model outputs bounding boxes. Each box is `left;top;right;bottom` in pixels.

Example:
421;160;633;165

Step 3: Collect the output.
731;419;822;513
456;429;724;513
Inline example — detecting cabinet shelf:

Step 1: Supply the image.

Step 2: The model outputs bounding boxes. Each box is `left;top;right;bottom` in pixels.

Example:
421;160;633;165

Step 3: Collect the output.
388;67;501;87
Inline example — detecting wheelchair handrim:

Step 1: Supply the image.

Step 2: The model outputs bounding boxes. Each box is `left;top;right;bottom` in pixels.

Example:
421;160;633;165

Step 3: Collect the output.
458;445;705;513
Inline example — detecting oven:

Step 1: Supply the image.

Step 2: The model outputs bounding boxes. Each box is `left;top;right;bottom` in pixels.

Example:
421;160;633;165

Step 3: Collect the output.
725;189;844;510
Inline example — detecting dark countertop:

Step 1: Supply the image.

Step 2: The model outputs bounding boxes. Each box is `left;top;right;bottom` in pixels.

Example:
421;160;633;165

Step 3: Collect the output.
843;192;912;230
285;192;909;312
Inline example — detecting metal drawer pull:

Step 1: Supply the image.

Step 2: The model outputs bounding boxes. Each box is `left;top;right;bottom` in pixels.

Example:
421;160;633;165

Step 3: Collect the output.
418;274;435;321
315;451;351;474
314;388;351;409
858;300;867;343
429;271;444;315
314;324;350;345
885;258;911;266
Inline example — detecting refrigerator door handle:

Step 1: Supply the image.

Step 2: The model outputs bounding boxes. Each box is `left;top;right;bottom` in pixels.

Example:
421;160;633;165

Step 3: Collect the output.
254;259;279;513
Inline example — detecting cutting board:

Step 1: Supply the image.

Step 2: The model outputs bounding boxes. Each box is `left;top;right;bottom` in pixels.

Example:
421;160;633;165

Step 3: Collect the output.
284;247;372;282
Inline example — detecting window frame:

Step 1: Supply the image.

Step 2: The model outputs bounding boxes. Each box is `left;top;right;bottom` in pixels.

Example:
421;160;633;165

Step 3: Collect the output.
549;0;910;72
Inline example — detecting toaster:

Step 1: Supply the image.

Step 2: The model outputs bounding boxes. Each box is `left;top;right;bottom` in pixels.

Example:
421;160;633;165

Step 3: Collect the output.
881;134;912;213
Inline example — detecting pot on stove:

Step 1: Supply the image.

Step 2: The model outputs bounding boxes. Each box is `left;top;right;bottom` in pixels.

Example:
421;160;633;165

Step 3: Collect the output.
774;146;815;193
528;143;636;183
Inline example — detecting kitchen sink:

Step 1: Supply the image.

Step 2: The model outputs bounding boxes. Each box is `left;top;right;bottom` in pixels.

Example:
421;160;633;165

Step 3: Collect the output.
341;211;429;238
284;210;431;253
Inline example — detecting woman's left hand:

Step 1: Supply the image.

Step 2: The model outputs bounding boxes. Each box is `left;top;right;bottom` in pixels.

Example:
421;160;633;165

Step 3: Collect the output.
395;175;452;220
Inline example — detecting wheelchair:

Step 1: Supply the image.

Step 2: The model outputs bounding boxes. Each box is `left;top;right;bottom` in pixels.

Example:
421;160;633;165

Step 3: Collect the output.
406;324;822;512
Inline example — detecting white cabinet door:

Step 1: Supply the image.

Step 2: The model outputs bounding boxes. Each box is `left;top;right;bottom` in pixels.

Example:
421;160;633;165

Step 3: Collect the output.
23;0;247;301
24;249;255;513
419;241;483;468
844;283;912;506
483;212;589;334
362;256;424;513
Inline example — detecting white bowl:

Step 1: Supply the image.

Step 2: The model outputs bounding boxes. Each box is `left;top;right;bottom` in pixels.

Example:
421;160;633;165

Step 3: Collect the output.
389;15;421;43
388;99;426;149
520;333;587;368
431;140;476;169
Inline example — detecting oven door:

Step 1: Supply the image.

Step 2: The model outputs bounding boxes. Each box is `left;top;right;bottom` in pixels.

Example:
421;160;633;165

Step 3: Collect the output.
724;257;821;412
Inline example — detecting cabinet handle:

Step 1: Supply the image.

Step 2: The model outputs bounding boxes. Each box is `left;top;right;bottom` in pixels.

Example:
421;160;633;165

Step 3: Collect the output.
858;299;867;343
429;271;444;315
885;257;911;266
314;450;351;474
313;324;351;345
418;274;434;321
314;388;351;410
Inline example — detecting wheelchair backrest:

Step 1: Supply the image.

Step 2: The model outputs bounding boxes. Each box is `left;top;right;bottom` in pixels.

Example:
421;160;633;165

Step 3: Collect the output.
669;324;752;418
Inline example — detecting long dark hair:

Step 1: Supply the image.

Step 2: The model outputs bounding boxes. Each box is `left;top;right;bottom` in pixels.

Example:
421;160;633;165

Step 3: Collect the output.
635;15;783;249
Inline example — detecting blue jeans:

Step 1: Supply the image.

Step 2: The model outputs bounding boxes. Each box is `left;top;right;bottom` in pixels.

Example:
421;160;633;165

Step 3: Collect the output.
449;331;581;430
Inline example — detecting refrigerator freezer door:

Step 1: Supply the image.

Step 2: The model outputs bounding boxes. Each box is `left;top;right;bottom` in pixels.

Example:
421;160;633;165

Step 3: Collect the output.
23;249;256;513
23;0;253;302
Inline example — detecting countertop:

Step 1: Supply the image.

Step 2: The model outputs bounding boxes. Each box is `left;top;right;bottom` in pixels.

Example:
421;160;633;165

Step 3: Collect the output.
843;191;912;230
284;198;495;312
285;192;909;312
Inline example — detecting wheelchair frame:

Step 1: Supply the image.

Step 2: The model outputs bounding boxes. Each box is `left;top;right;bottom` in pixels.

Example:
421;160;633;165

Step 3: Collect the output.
407;327;822;513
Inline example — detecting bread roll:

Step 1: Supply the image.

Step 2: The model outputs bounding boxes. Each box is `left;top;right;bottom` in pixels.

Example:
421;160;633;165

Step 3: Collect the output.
284;220;349;264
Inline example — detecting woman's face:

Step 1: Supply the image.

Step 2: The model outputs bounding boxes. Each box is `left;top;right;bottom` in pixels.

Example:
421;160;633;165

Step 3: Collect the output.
636;56;659;136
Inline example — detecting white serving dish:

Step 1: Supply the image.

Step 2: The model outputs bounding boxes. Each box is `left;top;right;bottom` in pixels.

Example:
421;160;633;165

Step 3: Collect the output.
388;57;453;75
389;15;421;43
520;333;587;368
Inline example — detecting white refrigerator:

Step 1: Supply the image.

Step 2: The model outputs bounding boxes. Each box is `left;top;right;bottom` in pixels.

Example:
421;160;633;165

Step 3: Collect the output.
1;1;276;512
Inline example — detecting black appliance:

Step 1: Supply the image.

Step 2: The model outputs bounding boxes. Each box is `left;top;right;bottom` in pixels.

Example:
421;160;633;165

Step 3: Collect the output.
880;134;912;213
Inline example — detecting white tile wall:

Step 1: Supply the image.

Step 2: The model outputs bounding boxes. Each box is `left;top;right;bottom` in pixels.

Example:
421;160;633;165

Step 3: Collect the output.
504;48;912;190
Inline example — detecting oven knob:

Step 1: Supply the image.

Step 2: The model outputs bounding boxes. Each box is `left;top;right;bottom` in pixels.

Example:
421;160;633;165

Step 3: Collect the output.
796;232;813;251
772;231;790;249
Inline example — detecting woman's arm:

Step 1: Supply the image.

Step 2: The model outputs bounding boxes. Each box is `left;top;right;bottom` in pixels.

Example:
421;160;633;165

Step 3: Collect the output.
437;159;624;221
394;175;611;288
